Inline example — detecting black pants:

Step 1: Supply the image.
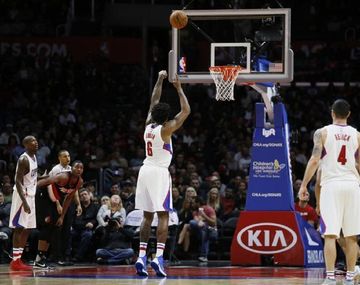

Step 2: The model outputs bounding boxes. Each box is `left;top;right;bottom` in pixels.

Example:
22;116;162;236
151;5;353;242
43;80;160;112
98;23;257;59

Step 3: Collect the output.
50;203;76;260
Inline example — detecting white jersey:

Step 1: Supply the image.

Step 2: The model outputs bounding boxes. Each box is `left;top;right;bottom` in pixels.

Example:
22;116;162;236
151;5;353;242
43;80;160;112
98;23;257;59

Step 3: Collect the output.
143;124;172;168
13;152;38;196
49;164;71;177
321;124;360;185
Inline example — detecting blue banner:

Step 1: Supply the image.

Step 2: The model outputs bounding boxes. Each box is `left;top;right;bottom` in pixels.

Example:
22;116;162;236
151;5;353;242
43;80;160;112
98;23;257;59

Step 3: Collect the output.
246;103;294;211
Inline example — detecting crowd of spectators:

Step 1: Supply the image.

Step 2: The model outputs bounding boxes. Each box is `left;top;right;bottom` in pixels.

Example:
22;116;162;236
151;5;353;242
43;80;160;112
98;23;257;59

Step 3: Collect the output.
0;0;67;36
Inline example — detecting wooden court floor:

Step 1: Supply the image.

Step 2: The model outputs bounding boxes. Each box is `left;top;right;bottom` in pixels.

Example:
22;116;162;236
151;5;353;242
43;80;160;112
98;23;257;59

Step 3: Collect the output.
0;262;352;285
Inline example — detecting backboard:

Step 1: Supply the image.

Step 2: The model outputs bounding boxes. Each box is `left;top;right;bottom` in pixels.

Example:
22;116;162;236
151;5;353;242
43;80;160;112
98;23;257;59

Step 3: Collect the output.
168;9;293;84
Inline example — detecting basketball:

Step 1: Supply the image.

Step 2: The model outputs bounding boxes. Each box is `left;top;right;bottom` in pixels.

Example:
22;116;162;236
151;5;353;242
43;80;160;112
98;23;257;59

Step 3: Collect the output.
170;10;188;29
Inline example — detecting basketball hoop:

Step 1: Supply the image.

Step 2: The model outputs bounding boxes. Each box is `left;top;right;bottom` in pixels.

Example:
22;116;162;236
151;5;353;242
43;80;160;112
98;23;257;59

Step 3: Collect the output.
209;66;242;101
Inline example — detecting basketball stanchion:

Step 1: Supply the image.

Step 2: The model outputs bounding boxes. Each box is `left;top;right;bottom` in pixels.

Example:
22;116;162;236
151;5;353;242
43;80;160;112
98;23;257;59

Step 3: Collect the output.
230;102;325;268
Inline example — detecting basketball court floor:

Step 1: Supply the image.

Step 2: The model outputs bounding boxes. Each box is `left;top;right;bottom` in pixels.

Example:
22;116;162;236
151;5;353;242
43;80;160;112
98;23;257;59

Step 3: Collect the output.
0;261;347;285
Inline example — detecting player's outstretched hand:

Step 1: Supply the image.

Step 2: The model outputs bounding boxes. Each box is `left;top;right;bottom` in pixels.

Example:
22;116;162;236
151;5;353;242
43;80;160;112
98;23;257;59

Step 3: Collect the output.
172;75;182;91
298;186;308;201
158;70;167;79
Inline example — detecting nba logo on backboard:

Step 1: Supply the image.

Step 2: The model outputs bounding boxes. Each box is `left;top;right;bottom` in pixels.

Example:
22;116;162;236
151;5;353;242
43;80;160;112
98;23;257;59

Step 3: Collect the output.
179;57;186;73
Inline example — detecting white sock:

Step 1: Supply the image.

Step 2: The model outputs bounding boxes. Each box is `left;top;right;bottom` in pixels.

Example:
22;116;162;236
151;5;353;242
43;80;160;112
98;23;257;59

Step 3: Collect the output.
156;243;165;257
139;242;147;258
12;248;23;261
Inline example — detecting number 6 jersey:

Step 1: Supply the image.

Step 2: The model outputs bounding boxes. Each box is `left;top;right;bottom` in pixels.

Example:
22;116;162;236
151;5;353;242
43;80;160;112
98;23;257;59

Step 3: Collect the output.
321;124;360;185
143;124;173;168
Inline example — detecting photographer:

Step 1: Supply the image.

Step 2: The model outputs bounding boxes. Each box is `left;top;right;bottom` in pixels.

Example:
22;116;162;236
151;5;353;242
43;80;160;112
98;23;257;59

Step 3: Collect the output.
96;194;126;228
96;216;134;265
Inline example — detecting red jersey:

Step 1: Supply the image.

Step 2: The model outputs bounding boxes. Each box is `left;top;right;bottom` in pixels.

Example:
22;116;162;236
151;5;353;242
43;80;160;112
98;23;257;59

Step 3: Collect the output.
294;203;318;224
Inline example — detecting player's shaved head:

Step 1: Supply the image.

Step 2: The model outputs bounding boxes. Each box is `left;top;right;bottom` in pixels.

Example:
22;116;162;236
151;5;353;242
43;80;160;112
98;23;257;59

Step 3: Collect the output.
22;135;36;146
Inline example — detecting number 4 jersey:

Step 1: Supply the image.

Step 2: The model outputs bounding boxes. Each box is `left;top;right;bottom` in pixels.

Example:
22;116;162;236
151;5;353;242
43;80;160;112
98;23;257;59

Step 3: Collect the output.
143;124;173;168
321;124;360;185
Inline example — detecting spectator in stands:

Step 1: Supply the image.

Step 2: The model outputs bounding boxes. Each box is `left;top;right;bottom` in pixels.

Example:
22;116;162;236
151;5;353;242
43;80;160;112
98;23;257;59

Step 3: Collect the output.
109;183;121;196
2;135;24;163
209;175;226;197
120;180;135;214
85;182;96;200
36;139;51;169
1;175;11;186
177;187;197;254
293;179;302;201
220;188;237;221
0;191;12;239
172;187;183;213
59;107;76;126
189;196;218;263
129;147;144;171
0;191;12;262
0;124;19;145
237;147;251;173
100;195;110;207
234;180;247;211
190;177;203;198
175;153;185;170
71;188;99;262
1;183;12;203
295;190;318;227
207;187;222;217
109;151;128;170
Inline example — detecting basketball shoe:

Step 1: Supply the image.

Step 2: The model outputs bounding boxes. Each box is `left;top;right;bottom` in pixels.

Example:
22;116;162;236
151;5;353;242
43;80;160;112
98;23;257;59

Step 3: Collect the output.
10;259;33;271
150;256;167;277
34;257;55;270
135;256;148;277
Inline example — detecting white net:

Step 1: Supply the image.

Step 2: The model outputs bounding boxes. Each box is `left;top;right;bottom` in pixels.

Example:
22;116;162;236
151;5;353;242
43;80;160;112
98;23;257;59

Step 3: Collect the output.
209;66;242;101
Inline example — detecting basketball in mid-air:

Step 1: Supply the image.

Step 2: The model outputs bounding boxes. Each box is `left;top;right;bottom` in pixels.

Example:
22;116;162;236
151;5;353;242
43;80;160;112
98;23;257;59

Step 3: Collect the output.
169;10;188;30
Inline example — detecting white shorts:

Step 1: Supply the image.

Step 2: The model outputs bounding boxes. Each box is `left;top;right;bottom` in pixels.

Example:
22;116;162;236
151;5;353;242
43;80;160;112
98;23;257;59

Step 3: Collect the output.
9;190;36;229
320;180;360;237
135;165;172;212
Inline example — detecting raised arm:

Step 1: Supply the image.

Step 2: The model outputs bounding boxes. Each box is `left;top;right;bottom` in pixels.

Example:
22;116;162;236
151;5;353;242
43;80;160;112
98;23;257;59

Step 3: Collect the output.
299;128;324;199
162;76;191;137
15;156;30;213
145;70;168;125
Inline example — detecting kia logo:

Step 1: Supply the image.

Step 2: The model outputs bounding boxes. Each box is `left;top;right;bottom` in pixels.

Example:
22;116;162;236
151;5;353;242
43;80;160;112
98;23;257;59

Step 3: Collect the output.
237;222;297;254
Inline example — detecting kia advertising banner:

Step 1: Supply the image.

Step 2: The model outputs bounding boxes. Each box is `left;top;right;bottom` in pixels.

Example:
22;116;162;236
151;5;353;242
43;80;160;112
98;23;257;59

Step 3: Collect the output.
245;103;294;211
0;37;142;63
231;211;324;267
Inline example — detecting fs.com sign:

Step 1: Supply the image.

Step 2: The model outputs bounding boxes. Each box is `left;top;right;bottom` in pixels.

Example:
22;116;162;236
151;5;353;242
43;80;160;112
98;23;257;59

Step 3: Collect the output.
237;222;297;254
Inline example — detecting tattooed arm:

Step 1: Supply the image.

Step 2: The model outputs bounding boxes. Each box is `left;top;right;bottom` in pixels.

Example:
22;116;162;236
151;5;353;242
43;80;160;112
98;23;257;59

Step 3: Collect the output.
299;128;324;199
